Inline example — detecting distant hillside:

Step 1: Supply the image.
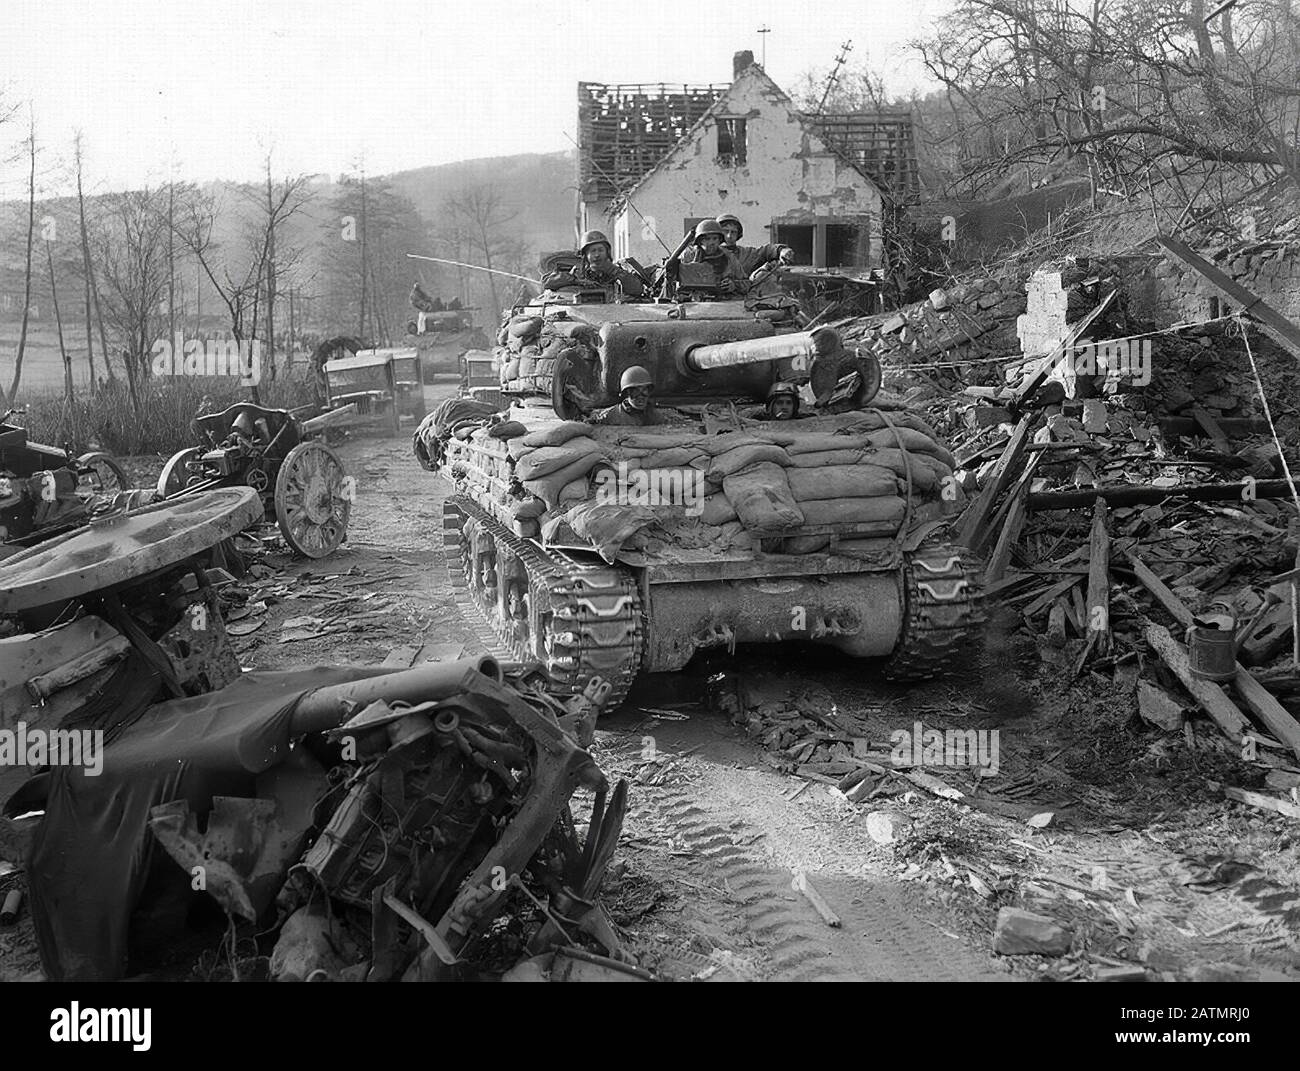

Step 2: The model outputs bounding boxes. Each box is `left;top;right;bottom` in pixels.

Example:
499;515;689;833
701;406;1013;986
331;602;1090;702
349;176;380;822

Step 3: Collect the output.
0;150;577;390
388;150;576;256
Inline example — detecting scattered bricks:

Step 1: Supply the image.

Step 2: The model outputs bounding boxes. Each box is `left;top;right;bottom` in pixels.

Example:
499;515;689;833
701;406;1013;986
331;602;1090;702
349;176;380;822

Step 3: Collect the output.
992;907;1072;956
1205;393;1238;411
977;291;1002;308
1162;386;1195;412
928;288;950;311
881;314;906;334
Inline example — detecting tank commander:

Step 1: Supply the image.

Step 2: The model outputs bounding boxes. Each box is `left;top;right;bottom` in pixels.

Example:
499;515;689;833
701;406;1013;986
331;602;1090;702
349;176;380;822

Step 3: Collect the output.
714;213;796;276
587;365;663;426
683;219;751;295
542;230;646;298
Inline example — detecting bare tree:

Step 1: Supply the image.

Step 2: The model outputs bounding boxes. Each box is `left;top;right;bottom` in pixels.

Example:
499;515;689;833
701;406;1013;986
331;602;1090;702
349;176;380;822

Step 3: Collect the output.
46;237;72;410
8;109;38;401
73;133;105;391
438;183;520;313
911;0;1300;204
95;187;171;413
321;174;429;341
237;160;314;379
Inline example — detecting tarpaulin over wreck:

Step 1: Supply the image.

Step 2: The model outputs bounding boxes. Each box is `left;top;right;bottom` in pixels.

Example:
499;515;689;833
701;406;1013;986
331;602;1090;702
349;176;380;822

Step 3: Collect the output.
26;665;390;982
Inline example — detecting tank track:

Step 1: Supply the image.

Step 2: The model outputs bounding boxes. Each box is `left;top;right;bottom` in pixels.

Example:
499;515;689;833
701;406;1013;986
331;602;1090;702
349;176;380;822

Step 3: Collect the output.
443;496;643;713
885;543;986;681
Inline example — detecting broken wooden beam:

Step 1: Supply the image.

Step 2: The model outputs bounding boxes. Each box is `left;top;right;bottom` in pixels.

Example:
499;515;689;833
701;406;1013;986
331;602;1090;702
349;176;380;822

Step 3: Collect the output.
1223;786;1300;819
1018;574;1083;618
984;448;1043;583
1127;551;1300;763
957;414;1035;551
1028;478;1297;511
1144;622;1251;743
1086;498;1111;655
1190;406;1231;455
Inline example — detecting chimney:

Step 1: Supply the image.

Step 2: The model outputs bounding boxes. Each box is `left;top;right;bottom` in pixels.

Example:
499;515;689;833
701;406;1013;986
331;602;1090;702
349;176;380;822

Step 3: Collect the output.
733;50;755;76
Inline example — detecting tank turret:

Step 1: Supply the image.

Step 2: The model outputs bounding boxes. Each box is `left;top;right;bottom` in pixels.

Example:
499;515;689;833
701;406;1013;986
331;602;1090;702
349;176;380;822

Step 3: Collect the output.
496;297;881;418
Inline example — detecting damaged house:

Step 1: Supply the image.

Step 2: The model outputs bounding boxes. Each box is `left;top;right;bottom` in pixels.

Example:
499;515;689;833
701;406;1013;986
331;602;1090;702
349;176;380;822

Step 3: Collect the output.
578;51;917;275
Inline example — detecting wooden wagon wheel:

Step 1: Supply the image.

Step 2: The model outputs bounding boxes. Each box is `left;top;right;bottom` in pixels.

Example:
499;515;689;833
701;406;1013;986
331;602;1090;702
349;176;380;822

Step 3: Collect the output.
156;447;202;497
0;487;263;613
274;441;350;558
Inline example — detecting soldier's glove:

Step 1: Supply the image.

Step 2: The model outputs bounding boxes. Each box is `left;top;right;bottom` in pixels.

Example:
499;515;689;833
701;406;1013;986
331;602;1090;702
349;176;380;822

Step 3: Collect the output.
778;247;795;265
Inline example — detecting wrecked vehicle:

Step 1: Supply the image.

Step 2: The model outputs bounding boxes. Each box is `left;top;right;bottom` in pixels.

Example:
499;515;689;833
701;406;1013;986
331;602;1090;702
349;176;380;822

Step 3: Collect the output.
156;402;352;558
0;407;128;551
415;260;984;710
19;655;633;982
0;489;263;865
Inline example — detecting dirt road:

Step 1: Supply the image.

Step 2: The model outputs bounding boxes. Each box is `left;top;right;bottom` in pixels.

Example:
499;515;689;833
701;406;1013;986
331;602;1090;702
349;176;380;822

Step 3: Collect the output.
5;379;1296;982
237;379;1297;983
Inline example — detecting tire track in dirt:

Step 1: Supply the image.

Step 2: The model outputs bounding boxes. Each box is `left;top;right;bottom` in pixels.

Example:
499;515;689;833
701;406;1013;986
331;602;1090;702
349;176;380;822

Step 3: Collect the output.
636;773;1008;981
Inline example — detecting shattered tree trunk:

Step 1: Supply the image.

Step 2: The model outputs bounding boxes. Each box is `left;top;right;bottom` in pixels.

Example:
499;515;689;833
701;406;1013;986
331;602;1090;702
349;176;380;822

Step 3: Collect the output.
7;124;37;403
46;240;74;414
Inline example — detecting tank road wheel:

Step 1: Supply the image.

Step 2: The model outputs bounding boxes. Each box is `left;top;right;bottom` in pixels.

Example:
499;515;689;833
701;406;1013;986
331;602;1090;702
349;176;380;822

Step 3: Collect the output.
443;496;643;713
885;544;986;681
156;448;202;498
274;441;350;558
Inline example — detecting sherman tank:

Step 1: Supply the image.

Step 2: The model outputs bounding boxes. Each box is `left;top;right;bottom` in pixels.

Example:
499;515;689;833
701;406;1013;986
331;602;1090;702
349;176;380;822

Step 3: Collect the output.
416;261;985;712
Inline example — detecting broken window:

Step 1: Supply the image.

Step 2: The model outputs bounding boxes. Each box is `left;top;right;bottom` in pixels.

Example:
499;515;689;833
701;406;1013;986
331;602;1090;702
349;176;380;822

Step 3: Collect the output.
716;119;747;167
774;224;814;265
826;224;864;268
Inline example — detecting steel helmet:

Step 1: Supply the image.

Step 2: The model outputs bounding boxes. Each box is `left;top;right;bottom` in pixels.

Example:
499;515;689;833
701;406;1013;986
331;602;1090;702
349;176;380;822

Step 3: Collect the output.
767;380;800;414
620;365;653;392
693;218;725;243
579;229;611;256
716;213;743;238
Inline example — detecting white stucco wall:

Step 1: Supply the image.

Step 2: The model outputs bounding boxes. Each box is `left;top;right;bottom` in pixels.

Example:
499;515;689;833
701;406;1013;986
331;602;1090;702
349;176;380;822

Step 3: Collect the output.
604;67;884;268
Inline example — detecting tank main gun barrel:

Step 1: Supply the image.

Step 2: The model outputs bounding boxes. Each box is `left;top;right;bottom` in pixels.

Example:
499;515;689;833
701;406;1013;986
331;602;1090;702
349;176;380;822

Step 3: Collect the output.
684;327;842;373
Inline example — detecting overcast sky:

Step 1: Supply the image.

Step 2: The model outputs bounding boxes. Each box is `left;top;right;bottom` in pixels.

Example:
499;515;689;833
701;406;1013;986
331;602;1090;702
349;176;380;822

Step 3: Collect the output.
0;0;948;197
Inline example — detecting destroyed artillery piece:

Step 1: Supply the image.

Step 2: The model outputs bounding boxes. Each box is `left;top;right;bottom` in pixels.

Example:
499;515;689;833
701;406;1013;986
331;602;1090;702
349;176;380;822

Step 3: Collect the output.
415;249;985;713
0;487;640;981
11;632;639;979
0;488;263;862
156;402;353;558
0;407;128;551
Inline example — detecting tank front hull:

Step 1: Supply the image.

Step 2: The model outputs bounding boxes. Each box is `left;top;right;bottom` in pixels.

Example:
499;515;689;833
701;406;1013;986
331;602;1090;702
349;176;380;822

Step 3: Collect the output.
641;573;903;672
